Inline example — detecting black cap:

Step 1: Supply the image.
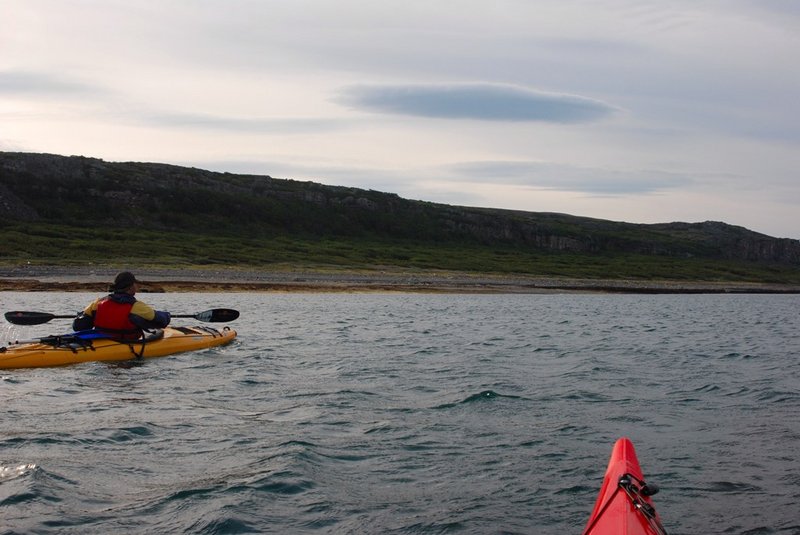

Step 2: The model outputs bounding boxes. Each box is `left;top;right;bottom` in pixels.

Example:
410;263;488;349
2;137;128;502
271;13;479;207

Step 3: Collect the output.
110;271;139;292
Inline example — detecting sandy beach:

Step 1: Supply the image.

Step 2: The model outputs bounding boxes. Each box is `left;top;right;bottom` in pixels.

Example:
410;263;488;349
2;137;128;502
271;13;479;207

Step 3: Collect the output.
1;265;798;294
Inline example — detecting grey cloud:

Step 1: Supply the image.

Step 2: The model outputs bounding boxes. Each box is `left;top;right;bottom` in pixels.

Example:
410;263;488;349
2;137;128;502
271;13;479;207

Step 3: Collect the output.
337;83;616;123
136;111;347;134
0;69;347;135
0;70;98;95
744;0;800;17
451;161;693;195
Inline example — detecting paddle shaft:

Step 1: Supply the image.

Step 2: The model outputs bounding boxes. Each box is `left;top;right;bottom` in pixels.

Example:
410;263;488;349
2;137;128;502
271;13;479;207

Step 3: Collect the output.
4;308;239;325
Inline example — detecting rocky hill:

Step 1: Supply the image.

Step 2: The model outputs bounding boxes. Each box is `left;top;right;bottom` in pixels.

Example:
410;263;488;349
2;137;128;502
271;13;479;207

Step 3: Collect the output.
1;151;799;266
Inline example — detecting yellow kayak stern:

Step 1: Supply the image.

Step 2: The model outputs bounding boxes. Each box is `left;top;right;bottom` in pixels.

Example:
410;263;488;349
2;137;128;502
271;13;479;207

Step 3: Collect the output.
0;326;237;369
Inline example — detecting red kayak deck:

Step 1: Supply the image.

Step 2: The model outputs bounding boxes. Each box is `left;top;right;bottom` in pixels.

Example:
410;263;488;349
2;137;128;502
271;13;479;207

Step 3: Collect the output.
582;438;667;535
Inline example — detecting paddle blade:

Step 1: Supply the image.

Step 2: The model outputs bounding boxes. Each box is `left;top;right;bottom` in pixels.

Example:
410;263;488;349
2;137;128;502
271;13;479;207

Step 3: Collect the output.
194;308;239;323
4;311;58;325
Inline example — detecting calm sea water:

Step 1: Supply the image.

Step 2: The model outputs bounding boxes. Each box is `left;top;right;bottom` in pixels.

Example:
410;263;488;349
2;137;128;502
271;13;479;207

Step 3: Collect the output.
1;291;798;535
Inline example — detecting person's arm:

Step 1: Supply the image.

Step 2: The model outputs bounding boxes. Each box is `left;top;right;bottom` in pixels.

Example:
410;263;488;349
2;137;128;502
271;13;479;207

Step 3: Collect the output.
129;301;171;329
72;299;100;331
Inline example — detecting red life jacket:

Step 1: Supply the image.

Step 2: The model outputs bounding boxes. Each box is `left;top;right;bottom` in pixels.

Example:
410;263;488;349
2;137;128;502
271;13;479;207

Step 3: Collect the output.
94;297;140;338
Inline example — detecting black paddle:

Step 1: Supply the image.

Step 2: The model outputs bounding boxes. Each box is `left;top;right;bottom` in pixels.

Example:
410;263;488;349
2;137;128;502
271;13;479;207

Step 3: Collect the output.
4;308;240;326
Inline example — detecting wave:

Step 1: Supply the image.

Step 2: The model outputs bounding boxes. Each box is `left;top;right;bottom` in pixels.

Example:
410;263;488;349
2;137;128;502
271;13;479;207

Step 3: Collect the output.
0;463;37;483
431;390;526;409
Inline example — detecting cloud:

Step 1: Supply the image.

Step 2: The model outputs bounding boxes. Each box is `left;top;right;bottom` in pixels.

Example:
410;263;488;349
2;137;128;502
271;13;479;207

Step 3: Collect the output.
0;70;99;96
743;0;800;17
450;161;693;196
337;83;617;123
134;111;348;134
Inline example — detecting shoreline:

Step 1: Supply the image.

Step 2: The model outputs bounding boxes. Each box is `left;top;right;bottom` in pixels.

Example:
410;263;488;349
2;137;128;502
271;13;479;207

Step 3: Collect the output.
1;266;799;294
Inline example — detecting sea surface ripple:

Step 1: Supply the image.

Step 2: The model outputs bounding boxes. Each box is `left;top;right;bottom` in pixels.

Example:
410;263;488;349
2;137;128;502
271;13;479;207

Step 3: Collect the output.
1;292;798;534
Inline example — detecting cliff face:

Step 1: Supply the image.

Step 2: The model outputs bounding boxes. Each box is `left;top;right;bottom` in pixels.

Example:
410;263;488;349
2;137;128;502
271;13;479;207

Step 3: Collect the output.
728;236;800;263
2;151;799;265
0;182;38;221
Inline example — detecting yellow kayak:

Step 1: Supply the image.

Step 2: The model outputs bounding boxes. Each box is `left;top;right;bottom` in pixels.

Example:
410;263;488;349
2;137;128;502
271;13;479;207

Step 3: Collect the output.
0;326;237;369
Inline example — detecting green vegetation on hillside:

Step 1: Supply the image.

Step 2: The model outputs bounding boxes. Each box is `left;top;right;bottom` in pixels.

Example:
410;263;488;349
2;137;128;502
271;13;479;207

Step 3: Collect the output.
2;221;799;283
1;151;799;283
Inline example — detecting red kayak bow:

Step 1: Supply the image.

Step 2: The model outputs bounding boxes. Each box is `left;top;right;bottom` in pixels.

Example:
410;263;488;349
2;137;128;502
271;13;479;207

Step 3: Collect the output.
582;437;667;535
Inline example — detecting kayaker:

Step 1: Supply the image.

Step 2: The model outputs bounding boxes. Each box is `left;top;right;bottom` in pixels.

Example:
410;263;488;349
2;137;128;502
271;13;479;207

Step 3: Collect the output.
73;271;171;339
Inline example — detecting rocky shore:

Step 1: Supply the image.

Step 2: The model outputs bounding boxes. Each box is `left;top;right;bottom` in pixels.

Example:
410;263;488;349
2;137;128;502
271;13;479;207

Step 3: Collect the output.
1;265;799;294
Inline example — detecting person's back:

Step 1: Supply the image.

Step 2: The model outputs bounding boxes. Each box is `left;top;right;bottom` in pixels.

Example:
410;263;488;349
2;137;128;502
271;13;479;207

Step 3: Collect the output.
73;272;170;338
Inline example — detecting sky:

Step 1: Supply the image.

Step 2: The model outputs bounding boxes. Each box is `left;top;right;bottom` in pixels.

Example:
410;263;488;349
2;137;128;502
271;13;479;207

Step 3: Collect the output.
2;1;799;239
